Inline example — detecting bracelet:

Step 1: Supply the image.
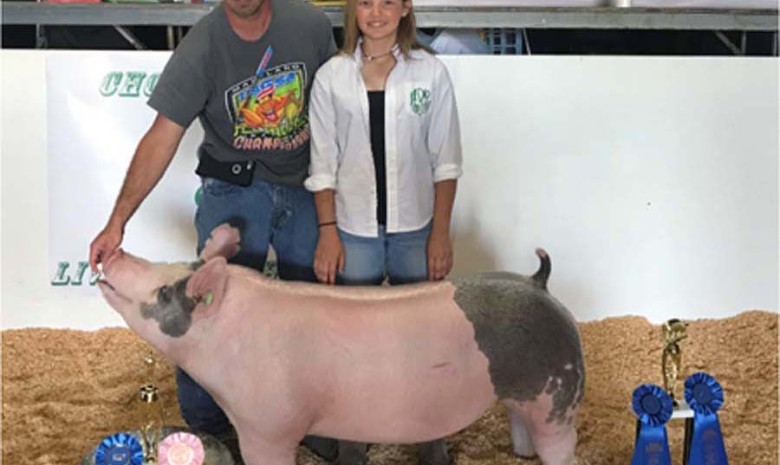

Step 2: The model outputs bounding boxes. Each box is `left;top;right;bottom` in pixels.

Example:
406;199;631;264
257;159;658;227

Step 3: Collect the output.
318;221;337;228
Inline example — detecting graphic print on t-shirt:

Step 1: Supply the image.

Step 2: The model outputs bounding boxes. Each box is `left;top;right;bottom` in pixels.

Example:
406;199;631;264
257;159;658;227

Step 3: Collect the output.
226;46;310;152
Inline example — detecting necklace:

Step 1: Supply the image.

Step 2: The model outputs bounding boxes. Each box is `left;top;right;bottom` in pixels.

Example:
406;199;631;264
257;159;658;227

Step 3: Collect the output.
361;47;393;62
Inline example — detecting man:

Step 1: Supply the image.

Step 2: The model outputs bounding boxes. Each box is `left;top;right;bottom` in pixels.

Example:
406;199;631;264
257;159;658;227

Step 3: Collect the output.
89;0;338;460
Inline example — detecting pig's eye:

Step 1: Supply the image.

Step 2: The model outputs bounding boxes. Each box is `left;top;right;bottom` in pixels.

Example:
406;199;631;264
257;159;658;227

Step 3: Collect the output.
157;285;172;302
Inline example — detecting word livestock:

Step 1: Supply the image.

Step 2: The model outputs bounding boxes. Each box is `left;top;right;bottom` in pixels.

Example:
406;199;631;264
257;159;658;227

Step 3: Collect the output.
52;261;100;286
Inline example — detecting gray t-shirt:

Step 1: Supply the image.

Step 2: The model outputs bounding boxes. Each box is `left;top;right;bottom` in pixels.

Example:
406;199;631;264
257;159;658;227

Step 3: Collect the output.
148;0;336;186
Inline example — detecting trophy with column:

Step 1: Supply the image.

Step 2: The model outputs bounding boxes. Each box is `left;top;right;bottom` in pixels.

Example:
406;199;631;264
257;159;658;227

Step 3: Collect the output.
662;319;688;406
138;351;165;464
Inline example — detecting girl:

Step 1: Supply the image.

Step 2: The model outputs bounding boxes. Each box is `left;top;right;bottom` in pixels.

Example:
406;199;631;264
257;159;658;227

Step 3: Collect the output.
305;0;463;290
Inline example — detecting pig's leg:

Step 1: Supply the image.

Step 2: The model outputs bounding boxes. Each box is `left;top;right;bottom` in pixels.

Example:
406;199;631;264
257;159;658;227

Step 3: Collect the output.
238;437;298;465
506;410;536;458
505;400;577;465
529;422;576;465
417;439;450;465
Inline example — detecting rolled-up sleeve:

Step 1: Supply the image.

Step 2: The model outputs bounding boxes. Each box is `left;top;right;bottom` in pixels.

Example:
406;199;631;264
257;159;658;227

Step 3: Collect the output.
304;63;339;192
428;62;463;182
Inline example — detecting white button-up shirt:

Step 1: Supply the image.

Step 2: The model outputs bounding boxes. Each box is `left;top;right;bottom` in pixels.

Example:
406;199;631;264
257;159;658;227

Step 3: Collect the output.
304;45;463;237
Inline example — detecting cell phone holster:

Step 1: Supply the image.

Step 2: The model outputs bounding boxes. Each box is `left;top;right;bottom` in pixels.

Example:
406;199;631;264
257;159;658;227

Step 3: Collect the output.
195;151;256;187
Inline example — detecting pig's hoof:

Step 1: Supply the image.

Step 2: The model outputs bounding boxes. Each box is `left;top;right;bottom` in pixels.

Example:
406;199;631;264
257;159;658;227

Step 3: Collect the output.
302;435;340;462
418;439;451;465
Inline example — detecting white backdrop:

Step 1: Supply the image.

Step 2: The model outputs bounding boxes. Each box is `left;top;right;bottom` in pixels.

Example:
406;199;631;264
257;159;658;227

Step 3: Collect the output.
1;50;777;330
47;53;201;295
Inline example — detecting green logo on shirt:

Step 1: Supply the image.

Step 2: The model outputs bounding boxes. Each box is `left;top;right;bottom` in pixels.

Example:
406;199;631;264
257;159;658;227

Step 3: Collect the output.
410;88;431;116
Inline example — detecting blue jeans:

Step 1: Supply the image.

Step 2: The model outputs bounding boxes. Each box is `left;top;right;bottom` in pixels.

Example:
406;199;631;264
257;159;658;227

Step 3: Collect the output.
177;176;318;439
338;223;431;285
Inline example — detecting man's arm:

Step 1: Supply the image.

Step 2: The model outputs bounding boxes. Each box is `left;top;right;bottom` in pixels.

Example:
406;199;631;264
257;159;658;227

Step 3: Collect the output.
89;114;186;272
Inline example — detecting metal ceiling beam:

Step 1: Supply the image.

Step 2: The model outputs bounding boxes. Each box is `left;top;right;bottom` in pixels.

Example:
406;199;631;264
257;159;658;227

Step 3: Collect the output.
2;2;777;31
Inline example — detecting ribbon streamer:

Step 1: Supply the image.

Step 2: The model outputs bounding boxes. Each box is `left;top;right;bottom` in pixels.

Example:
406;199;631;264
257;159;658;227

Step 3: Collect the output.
94;432;144;465
631;384;673;465
685;372;729;465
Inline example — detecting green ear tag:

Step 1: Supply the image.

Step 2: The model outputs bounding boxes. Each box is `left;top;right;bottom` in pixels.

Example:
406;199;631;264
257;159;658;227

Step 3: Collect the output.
204;292;214;305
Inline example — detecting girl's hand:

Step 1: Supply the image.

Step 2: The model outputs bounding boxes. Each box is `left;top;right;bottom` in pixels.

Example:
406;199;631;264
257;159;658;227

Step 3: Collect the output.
314;226;345;285
427;230;452;281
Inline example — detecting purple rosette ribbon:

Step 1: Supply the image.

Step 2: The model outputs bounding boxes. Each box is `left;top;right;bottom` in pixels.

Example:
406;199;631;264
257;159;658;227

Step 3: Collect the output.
685;372;729;465
631;384;673;465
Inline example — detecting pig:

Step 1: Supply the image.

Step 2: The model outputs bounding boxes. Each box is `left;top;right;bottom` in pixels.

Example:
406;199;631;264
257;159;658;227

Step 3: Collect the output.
98;224;585;465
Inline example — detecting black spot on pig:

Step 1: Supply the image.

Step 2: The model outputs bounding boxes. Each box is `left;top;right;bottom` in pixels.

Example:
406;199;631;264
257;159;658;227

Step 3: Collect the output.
452;253;585;425
140;277;197;337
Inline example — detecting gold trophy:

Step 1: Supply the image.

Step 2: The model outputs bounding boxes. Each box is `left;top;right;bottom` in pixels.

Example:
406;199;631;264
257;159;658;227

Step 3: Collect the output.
138;351;166;464
661;319;688;406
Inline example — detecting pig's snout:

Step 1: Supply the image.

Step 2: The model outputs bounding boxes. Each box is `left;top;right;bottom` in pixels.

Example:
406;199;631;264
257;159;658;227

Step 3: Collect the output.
100;249;148;286
101;248;125;273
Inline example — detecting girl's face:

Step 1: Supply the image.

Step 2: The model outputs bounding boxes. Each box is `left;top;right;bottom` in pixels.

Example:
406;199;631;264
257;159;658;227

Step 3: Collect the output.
355;0;410;43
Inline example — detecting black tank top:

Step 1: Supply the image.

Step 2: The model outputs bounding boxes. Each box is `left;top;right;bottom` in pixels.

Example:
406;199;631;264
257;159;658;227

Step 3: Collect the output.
368;90;387;226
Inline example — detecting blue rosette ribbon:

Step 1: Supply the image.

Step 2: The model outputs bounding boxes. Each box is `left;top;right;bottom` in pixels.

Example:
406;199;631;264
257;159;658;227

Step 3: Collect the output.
631;384;673;465
685;372;729;465
94;432;144;465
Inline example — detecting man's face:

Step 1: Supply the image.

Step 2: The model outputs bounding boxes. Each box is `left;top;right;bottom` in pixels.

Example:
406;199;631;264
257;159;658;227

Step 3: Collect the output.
224;0;266;19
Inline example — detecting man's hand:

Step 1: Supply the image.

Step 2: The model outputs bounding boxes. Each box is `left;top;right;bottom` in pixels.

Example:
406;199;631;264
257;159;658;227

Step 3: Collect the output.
314;226;344;285
89;223;123;273
427;230;452;281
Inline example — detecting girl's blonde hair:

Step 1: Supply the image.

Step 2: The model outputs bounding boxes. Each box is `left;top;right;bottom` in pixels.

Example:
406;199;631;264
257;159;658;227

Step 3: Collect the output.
341;0;422;57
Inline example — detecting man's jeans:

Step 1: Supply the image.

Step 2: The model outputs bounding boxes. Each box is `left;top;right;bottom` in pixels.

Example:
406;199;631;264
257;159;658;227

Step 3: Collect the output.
176;176;318;440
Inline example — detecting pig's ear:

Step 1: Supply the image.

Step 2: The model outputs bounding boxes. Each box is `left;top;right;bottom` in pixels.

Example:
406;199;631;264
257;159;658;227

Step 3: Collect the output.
199;223;241;262
186;256;228;315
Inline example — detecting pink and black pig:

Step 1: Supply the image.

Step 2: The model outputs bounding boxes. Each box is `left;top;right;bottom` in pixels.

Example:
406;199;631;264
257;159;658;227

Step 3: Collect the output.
98;224;585;465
